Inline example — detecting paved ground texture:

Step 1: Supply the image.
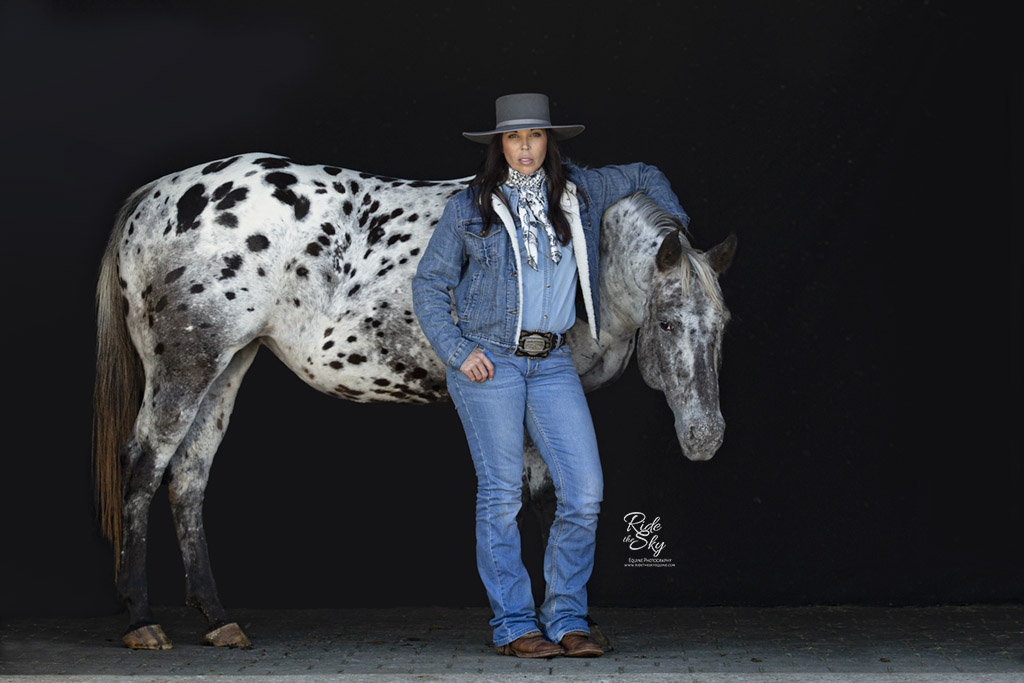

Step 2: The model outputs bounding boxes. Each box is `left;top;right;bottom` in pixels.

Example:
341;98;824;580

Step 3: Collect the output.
1;604;1022;682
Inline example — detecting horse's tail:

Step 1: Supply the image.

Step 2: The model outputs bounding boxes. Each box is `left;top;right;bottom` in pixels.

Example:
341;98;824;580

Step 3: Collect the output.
92;182;152;576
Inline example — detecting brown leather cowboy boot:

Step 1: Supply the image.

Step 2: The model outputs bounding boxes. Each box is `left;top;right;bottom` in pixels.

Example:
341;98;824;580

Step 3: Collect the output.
495;631;565;658
559;630;604;657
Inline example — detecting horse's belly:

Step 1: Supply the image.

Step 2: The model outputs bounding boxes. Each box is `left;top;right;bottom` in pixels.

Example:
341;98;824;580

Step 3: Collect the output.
262;308;449;404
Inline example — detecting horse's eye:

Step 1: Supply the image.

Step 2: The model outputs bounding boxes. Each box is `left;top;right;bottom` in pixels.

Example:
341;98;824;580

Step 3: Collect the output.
659;320;673;331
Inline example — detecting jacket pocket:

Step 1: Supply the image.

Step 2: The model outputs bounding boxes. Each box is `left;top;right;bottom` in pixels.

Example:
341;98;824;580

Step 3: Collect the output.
462;219;502;267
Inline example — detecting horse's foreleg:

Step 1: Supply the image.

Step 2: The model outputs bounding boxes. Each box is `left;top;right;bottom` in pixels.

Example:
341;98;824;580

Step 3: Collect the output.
166;341;259;649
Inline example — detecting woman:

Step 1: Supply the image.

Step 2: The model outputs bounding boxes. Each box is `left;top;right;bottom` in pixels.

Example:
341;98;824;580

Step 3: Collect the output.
412;93;690;658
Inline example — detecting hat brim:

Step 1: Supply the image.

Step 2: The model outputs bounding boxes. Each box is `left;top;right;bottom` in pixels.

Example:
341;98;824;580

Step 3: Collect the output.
462;123;585;144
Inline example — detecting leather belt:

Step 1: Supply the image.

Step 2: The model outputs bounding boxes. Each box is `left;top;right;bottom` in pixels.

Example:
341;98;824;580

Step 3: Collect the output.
514;330;567;358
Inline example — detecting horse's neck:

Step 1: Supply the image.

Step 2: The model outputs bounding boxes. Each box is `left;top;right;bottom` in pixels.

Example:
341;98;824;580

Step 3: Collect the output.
598;212;660;337
572;211;660;390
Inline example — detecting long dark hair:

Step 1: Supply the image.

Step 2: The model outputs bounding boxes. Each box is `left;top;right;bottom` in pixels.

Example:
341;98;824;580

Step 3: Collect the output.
467;131;572;244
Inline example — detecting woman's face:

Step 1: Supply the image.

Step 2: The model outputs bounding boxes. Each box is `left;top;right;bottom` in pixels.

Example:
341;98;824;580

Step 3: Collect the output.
502;128;547;175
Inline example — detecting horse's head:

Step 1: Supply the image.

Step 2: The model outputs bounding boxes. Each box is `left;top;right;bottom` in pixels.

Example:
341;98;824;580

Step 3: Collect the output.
636;229;736;461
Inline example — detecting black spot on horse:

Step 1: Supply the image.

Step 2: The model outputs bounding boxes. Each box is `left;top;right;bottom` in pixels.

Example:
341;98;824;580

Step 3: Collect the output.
315;188;327;194
165;266;186;284
155;342;165;355
348;354;366;364
362;194;372;206
347;335;357;342
323;341;335;350
321;223;336;235
225;291;236;300
410;248;420;256
190;284;204;294
391;181;404;187
407;213;419;222
348;284;360;296
265;172;297;189
377;265;392;277
318;235;330;246
329;361;343;369
216;187;248;210
409;180;438;187
155;296;168;312
306;242;322;257
175;184;208;234
349;180;359;193
293;298;301;307
273;187;310;219
296;266;309;278
323;166;342;176
390;208;404;218
374;378;390;386
215;213;238;228
359;211;369;228
343;201;353;215
369;200;380;212
257;267;266;276
212;181;234;201
332;182;346;194
202;156;241;174
410;367;428;379
254;157;291;169
247;234;270;251
224;254;243;270
154;190;161;198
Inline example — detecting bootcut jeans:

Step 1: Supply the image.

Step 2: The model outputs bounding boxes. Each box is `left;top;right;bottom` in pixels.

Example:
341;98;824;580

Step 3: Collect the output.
446;341;604;647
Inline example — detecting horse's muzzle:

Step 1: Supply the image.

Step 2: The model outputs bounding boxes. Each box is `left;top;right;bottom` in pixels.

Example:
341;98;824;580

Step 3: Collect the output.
675;413;725;462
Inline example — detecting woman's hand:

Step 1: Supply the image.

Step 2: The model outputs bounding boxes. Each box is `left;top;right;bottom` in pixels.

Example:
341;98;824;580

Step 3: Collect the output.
460;347;495;382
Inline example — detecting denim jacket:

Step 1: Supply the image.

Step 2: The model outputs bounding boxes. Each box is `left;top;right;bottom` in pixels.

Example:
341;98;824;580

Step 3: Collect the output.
412;162;690;371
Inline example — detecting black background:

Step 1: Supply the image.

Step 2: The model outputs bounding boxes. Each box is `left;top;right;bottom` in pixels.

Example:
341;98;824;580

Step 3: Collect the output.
1;1;1018;618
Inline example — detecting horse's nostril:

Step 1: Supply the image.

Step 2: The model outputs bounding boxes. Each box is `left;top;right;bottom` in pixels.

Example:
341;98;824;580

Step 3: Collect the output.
689;425;698;440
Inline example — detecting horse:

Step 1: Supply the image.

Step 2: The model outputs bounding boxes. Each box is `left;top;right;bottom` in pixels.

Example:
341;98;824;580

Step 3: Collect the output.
93;152;736;650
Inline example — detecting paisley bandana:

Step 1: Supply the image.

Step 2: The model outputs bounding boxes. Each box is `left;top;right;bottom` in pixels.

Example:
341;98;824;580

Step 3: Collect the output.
504;166;561;270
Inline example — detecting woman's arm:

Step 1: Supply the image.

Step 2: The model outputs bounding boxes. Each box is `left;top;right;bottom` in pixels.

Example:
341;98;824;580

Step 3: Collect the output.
572;162;690;228
411;200;477;371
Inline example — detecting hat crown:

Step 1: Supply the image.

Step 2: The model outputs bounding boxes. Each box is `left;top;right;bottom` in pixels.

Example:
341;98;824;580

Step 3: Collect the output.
494;93;552;128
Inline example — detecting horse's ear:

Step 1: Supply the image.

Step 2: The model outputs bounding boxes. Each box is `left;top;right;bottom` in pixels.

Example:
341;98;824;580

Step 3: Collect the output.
656;231;682;272
705;233;737;275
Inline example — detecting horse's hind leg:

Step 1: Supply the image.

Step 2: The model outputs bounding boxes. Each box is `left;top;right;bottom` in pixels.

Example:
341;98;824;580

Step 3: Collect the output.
165;340;260;649
118;350;237;650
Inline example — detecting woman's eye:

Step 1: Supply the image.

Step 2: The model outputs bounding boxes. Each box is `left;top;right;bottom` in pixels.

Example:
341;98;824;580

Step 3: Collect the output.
659;320;673;331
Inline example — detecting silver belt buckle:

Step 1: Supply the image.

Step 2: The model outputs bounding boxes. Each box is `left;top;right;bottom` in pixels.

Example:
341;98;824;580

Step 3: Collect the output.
520;333;549;355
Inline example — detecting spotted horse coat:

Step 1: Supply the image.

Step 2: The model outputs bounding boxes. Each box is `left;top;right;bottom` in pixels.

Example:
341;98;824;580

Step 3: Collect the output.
94;151;736;651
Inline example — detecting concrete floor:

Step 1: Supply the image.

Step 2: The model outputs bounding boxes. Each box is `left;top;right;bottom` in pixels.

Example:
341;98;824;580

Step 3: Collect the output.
2;604;1022;681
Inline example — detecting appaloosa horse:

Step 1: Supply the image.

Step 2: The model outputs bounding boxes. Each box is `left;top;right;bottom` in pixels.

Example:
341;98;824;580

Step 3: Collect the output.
93;152;735;650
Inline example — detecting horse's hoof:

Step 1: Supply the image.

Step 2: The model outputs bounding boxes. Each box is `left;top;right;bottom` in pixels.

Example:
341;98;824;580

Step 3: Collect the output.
202;622;252;649
587;621;613;652
123;624;173;650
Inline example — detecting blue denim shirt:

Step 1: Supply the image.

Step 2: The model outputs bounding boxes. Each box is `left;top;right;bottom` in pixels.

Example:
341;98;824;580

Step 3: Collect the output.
500;183;579;335
412;162;689;371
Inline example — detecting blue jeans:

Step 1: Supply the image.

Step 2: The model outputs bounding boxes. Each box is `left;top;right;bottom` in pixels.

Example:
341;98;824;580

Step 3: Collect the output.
446;341;604;646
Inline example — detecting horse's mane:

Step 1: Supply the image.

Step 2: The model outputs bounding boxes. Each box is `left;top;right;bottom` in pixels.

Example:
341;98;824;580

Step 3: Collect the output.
625;192;725;313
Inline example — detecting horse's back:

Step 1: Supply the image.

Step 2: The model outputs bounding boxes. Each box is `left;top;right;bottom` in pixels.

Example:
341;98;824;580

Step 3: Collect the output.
116;152;465;403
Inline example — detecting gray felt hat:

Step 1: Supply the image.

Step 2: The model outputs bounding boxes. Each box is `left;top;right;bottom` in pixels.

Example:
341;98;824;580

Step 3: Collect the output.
463;93;585;143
